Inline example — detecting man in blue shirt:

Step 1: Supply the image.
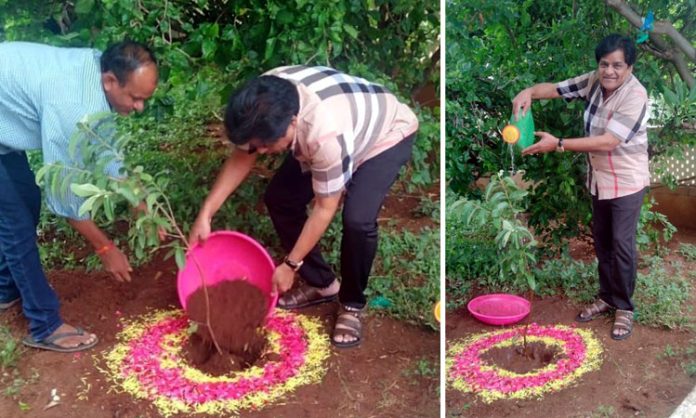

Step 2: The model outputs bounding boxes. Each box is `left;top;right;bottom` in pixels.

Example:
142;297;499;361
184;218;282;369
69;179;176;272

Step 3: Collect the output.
0;40;158;352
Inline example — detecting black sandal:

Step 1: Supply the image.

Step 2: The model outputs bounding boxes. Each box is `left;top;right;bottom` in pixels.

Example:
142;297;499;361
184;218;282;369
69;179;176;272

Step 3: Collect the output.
277;283;338;310
332;306;363;349
611;309;634;341
575;299;612;323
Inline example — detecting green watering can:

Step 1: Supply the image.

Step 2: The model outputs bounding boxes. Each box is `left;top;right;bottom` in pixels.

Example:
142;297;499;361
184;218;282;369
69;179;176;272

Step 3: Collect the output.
502;108;535;149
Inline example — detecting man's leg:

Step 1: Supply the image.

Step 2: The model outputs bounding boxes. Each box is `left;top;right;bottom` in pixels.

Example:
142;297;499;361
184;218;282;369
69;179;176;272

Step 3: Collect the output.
332;135;414;347
592;194;615;308
0;152;62;339
608;188;645;312
339;135;415;308
0;152;97;351
264;155;335;288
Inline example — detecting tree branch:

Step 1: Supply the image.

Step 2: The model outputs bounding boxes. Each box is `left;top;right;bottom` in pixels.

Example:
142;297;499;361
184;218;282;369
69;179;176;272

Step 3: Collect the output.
604;0;694;88
653;21;695;61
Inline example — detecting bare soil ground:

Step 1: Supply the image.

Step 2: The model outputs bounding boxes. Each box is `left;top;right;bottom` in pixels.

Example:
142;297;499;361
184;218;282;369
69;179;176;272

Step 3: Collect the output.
446;229;696;418
0;187;440;418
0;255;439;418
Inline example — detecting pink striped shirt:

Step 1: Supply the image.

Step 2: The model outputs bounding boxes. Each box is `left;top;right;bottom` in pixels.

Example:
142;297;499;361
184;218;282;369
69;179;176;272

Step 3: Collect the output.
263;66;419;197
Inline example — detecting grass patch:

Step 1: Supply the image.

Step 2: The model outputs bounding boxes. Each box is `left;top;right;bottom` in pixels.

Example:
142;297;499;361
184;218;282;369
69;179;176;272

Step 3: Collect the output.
533;256;599;303
658;339;696;377
403;357;438;379
367;227;440;330
531;255;691;330
679;243;696;262
634;258;691;329
1;368;39;405
0;326;20;370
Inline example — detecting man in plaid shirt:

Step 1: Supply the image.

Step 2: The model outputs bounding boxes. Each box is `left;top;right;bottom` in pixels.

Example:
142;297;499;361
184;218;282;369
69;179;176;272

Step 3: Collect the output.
189;66;418;348
512;34;649;341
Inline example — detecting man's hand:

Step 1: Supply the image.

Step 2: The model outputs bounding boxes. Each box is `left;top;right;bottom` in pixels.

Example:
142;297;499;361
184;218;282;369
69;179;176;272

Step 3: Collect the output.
511;88;533;120
272;263;295;294
188;215;212;246
521;131;559;156
68;218;134;283
98;245;133;282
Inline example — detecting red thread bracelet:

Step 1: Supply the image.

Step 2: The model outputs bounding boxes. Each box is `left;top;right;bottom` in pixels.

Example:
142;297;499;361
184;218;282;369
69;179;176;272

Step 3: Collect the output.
96;243;114;255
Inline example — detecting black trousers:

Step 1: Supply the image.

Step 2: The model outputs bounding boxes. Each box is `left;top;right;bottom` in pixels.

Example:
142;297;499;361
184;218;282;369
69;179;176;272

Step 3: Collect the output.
264;134;415;309
592;188;646;311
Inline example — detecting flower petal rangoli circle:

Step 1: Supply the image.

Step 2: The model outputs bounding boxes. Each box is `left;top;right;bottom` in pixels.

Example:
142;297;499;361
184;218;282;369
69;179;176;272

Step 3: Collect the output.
447;324;603;403
102;309;329;416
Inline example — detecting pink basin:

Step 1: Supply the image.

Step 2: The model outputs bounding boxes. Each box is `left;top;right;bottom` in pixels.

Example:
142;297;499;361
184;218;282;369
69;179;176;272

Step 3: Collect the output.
467;294;530;325
176;231;277;317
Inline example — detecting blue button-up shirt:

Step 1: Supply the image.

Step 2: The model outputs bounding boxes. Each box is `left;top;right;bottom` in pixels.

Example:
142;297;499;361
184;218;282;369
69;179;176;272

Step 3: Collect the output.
0;41;122;219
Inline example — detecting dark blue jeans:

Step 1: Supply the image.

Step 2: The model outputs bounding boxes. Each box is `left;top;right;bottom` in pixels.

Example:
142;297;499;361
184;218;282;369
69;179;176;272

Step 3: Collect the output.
0;151;62;340
264;134;415;309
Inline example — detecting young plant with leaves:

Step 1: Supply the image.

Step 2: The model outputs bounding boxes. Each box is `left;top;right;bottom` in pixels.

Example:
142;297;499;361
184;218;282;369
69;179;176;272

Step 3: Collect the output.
447;173;538;295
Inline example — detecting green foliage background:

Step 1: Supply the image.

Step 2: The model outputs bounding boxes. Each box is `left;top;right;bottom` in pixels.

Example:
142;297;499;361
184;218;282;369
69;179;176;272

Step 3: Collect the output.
445;0;695;327
0;0;440;329
446;0;694;246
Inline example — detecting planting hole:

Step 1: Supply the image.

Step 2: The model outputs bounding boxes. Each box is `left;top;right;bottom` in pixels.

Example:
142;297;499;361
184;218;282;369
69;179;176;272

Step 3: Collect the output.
481;342;565;374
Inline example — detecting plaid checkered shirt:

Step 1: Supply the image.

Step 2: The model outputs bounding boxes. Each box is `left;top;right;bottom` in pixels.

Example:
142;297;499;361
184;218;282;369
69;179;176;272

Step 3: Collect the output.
556;71;650;200
241;66;418;197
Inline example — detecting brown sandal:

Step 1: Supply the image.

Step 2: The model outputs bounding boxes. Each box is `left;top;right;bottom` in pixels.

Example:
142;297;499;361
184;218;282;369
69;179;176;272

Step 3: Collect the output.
332;306;363;348
575;299;612;322
277;283;337;310
611;309;634;340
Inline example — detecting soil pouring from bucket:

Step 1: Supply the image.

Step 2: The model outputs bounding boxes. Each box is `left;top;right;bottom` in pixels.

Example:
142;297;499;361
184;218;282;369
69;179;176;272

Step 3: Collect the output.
184;279;273;376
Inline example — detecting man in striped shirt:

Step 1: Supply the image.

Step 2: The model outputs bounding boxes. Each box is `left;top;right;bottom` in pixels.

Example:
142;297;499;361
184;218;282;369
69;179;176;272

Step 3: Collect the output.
0;41;158;352
512;34;649;340
189;66;418;348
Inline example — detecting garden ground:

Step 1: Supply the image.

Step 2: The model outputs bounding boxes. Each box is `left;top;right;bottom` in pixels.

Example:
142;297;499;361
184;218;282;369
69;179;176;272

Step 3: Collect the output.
0;192;439;418
446;228;696;418
0;255;439;418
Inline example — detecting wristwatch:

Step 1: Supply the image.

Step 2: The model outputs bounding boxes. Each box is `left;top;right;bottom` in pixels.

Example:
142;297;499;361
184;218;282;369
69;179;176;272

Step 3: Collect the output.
283;256;304;272
556;137;565;153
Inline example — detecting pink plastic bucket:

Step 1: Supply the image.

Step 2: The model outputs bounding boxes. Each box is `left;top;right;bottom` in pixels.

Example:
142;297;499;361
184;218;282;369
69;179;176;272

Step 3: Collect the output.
467;294;530;326
176;231;277;317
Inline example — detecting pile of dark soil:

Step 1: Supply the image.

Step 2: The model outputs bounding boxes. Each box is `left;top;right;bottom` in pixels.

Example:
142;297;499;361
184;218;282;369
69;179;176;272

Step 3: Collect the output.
184;279;269;375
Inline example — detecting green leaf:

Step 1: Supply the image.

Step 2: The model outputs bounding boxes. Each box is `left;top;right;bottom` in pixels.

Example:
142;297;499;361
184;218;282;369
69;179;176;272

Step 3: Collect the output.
71;183;102;197
663;88;678;106
202;39;217;60
104;197;115;221
264;37;276;61
276;9;294;25
35;164;51;185
116;186;139;206
78;195;100;217
75;0;94;15
146;193;159;213
174;246;186;269
342;24;359;40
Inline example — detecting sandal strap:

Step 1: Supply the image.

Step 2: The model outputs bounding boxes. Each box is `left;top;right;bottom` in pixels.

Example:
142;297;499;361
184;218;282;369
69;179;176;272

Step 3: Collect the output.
280;284;318;306
581;299;611;317
42;327;86;344
613;310;634;330
334;307;363;338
